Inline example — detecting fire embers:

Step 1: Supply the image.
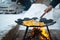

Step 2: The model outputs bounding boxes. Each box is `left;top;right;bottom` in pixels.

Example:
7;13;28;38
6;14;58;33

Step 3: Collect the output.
26;28;50;40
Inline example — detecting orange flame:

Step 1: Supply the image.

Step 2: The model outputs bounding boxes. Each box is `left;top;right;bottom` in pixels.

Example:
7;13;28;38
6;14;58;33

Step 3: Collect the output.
23;20;50;40
39;27;50;40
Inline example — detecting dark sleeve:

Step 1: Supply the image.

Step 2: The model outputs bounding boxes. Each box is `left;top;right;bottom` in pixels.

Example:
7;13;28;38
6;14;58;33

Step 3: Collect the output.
50;0;60;8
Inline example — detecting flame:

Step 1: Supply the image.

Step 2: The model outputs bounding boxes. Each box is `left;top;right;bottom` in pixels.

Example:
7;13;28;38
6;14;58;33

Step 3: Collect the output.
39;27;50;40
23;20;50;40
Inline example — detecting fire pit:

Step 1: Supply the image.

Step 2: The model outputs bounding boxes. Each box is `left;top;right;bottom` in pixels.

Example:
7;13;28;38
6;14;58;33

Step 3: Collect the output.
15;17;56;40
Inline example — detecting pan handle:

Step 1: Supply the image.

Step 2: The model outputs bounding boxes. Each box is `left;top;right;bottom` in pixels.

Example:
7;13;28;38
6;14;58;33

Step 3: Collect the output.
40;12;46;18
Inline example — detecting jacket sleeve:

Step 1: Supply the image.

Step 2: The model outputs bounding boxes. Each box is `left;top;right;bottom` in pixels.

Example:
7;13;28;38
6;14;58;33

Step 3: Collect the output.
50;0;60;8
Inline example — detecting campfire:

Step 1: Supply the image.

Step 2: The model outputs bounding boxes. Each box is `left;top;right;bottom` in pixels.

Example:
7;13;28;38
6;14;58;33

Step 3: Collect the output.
15;17;56;40
23;20;50;40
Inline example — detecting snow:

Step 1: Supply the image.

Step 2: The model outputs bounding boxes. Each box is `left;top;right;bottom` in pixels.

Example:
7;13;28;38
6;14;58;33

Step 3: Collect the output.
0;4;60;39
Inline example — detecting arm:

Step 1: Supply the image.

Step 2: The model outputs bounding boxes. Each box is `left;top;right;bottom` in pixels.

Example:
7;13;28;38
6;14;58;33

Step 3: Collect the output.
45;0;60;13
40;0;60;18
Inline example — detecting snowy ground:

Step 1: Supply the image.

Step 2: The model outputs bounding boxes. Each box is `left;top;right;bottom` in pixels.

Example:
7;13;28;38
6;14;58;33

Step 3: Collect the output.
0;4;60;39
